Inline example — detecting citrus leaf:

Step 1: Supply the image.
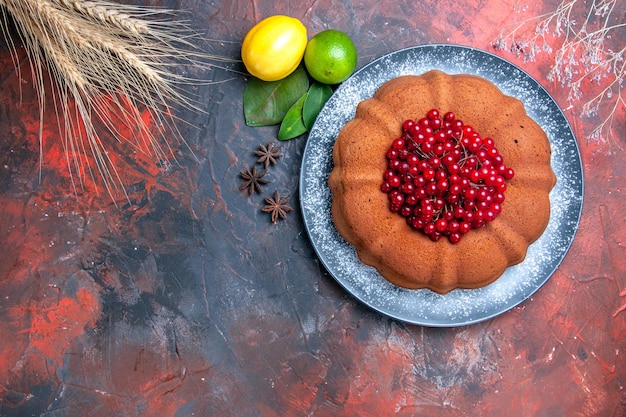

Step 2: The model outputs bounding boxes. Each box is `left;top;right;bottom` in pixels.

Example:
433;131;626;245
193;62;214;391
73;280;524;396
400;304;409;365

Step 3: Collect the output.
243;66;309;126
302;83;333;130
278;93;307;140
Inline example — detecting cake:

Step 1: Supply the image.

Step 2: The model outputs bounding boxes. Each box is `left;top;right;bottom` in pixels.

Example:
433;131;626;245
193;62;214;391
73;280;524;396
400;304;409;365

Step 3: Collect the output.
328;70;556;293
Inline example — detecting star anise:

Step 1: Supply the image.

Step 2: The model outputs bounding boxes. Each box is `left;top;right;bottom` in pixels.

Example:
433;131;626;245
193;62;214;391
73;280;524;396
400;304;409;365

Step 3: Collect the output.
262;191;293;223
239;165;269;196
254;142;283;168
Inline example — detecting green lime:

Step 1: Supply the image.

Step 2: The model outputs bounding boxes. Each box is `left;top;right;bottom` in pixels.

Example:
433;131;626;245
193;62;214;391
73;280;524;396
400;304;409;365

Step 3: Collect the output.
303;29;357;85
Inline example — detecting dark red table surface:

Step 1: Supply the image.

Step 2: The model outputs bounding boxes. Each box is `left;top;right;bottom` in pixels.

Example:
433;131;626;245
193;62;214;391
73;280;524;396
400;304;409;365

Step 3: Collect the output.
0;1;624;416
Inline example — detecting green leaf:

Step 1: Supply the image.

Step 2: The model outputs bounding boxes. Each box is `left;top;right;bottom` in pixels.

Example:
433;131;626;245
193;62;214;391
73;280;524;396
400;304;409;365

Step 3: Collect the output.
277;93;308;140
243;66;309;126
302;83;333;130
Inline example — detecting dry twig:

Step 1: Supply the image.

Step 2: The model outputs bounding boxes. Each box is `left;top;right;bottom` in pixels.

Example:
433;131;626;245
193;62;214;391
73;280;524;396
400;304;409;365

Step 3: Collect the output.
493;0;625;153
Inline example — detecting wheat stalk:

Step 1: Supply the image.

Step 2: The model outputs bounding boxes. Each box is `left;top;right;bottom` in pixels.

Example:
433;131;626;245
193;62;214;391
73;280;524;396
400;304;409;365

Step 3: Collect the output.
0;0;237;202
55;0;152;35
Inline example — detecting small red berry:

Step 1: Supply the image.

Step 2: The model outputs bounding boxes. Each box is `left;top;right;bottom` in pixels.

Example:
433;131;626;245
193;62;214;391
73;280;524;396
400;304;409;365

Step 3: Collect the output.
427;109;440;120
392;137;405;150
435;218;448;232
449;232;462;243
403;119;415;132
382;111;513;243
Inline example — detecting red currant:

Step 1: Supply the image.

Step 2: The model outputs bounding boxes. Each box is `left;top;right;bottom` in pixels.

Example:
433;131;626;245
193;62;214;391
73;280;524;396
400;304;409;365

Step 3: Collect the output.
382;109;513;243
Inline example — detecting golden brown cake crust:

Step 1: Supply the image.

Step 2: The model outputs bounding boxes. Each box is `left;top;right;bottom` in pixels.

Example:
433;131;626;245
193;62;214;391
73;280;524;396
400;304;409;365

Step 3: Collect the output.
328;70;556;293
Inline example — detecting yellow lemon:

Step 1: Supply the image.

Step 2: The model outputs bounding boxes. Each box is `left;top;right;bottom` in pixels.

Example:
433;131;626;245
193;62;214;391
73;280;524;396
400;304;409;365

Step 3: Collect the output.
304;29;357;85
241;15;307;82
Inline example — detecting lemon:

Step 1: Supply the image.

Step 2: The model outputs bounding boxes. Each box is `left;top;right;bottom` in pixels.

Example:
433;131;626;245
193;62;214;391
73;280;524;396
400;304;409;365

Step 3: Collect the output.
304;30;357;85
241;15;307;82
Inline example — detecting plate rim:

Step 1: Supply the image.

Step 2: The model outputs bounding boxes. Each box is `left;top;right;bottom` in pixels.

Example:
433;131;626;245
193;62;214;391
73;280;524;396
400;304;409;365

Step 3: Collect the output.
299;43;584;326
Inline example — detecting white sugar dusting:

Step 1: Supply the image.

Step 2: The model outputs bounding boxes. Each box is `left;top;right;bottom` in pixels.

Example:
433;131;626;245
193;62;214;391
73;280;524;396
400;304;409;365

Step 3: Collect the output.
299;45;583;326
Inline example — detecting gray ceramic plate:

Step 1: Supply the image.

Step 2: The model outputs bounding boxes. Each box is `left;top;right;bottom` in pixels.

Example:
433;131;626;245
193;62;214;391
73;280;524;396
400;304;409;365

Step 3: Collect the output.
299;44;583;327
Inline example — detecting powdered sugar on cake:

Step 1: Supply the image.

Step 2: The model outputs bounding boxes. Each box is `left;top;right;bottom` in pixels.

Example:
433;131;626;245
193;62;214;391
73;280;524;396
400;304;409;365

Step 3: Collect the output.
299;45;583;326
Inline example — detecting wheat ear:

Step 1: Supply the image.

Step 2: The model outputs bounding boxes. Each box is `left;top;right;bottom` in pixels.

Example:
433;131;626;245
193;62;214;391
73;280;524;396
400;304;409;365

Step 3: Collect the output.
0;0;236;201
53;0;152;35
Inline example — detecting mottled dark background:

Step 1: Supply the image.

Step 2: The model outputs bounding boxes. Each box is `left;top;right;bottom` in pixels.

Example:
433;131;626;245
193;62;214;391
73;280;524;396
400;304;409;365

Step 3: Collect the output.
0;0;624;416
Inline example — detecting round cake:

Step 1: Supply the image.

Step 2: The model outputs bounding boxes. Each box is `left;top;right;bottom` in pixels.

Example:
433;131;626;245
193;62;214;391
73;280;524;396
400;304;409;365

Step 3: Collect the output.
328;70;556;293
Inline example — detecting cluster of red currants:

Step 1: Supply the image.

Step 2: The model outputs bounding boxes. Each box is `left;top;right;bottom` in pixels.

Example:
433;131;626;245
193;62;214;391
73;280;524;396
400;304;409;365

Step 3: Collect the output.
381;109;515;243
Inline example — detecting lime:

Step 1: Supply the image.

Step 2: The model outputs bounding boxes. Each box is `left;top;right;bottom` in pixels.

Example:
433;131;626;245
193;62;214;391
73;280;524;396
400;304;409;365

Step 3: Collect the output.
303;29;357;85
241;15;307;82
